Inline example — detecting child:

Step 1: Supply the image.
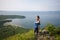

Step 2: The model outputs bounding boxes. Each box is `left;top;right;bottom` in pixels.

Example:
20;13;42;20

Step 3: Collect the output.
34;16;40;35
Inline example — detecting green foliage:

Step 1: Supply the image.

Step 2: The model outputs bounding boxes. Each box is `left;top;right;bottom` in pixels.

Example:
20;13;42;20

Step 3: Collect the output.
0;25;28;40
3;30;35;40
45;24;60;40
45;24;55;35
55;35;60;40
54;27;60;35
0;23;60;40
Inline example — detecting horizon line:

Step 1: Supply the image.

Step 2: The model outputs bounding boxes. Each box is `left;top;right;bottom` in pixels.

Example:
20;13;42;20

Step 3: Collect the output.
0;10;60;12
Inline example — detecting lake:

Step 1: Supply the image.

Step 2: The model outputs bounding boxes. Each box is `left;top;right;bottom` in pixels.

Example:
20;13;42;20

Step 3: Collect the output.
0;11;60;28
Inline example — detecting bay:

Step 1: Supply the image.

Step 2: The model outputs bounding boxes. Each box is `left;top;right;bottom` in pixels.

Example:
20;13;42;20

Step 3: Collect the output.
0;11;60;28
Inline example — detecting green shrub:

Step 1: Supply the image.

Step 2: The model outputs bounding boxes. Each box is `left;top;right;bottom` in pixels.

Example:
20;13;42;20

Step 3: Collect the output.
45;24;55;35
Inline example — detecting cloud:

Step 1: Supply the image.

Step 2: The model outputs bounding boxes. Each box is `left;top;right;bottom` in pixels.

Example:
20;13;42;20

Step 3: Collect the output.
0;0;60;11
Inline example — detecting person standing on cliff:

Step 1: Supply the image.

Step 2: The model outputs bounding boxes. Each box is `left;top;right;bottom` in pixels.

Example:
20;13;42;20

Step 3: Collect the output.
34;16;40;35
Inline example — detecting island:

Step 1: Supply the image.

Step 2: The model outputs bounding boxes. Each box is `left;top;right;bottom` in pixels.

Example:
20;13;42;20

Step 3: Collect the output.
0;15;25;27
0;15;25;20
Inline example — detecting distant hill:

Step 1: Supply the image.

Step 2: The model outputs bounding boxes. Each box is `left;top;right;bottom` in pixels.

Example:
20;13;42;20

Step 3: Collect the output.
0;15;25;20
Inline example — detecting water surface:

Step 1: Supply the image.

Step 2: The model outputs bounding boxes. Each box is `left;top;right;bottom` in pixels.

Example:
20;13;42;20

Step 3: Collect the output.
0;11;60;28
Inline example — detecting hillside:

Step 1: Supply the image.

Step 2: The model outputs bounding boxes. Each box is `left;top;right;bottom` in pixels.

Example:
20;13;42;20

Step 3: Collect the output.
0;24;60;40
3;30;35;40
0;25;29;40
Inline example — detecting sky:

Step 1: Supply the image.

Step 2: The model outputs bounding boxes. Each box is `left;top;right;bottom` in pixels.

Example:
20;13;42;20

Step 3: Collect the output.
0;0;60;11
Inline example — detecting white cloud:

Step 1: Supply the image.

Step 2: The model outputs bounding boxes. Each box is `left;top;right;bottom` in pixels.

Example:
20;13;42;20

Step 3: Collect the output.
0;0;60;11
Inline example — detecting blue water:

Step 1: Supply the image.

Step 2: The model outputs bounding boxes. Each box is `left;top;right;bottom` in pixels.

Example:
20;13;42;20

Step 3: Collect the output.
0;11;60;28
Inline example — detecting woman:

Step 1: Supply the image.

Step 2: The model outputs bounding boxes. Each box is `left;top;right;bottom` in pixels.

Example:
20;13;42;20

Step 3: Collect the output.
34;16;40;35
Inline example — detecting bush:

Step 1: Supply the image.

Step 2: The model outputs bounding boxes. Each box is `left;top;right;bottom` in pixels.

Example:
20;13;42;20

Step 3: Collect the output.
54;27;60;35
45;24;55;35
55;35;60;40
